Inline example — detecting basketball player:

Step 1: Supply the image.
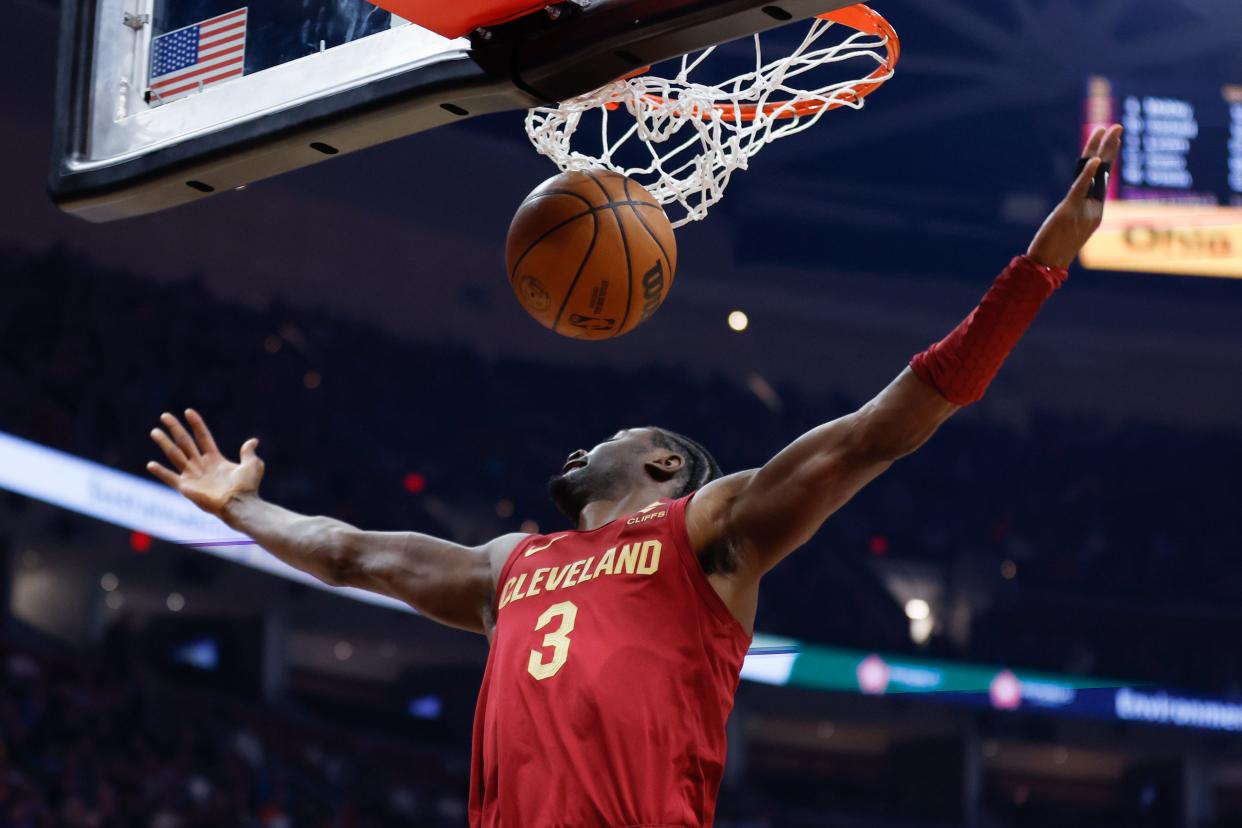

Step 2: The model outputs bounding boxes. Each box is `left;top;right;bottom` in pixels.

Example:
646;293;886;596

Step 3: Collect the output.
148;126;1123;827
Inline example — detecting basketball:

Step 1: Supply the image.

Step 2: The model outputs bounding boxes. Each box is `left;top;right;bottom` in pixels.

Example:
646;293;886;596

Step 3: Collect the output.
506;170;677;340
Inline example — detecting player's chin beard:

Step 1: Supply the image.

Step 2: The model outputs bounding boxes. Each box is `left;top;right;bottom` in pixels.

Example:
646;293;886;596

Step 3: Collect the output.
547;466;623;524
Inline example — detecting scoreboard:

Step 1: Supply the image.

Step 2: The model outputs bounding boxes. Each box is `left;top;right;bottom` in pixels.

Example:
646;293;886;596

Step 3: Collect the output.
1109;78;1240;205
1080;76;1242;279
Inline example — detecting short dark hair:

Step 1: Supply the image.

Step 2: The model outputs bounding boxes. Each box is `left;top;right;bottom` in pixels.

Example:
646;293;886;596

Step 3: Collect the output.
645;427;722;498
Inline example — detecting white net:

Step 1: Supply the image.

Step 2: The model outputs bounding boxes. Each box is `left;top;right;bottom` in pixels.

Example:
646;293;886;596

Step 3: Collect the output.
524;12;897;228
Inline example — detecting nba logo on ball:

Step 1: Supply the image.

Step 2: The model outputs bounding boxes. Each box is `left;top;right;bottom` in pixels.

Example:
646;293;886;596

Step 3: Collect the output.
506;170;677;340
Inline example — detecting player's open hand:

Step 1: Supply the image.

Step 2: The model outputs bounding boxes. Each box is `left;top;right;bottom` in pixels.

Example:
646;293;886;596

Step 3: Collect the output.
147;409;264;517
1027;124;1124;270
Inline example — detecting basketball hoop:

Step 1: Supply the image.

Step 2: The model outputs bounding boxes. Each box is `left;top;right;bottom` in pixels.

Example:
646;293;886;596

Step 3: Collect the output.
524;4;900;228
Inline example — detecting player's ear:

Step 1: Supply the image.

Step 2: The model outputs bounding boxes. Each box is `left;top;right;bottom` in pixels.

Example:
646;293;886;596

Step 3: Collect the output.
644;452;684;483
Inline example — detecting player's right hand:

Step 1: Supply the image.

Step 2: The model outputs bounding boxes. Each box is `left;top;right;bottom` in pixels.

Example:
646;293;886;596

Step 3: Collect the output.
147;409;265;517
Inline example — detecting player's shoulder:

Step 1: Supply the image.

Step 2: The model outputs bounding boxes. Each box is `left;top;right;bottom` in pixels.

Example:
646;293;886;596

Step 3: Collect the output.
481;532;532;572
688;470;756;518
683;470;757;548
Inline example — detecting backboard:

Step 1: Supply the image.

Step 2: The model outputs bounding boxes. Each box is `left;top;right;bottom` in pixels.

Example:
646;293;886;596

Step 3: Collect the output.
50;0;859;222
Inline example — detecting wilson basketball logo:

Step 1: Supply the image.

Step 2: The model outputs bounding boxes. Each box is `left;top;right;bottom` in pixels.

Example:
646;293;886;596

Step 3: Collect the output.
638;260;666;323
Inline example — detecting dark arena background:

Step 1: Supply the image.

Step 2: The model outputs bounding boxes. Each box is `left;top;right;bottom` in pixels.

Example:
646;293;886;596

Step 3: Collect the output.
4;0;1242;826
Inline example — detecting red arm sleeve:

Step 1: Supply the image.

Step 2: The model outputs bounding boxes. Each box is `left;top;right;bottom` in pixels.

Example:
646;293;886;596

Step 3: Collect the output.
909;255;1068;406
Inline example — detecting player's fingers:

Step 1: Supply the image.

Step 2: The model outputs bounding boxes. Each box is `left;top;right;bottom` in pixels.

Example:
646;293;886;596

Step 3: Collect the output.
160;412;202;461
1069;157;1102;201
240;437;260;462
1081;126;1105;158
185;408;220;456
1098;124;1124;164
150;428;190;471
147;461;180;488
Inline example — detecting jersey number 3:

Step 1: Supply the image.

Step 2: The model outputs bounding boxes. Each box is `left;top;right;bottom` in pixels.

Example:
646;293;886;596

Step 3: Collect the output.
528;601;577;681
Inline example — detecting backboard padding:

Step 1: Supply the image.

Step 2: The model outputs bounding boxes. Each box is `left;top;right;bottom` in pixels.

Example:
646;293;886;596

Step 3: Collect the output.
370;0;548;39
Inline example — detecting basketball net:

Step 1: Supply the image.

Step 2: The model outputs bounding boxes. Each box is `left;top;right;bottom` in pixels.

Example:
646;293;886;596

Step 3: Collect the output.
525;5;900;228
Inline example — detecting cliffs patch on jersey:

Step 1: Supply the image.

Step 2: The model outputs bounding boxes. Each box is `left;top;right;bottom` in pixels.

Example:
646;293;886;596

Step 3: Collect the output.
626;501;668;525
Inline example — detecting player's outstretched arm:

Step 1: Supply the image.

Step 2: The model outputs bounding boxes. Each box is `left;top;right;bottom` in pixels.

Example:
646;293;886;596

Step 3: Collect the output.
688;369;955;578
689;125;1124;578
147;410;519;634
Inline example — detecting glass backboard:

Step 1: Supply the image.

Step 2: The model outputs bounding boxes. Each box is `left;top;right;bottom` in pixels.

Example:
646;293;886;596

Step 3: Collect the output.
50;0;857;222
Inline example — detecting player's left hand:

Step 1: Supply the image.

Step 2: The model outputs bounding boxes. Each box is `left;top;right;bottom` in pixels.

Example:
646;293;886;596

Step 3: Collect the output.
1027;124;1124;270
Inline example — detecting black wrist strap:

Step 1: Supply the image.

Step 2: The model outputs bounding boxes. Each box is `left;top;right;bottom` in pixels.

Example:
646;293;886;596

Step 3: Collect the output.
1074;157;1111;201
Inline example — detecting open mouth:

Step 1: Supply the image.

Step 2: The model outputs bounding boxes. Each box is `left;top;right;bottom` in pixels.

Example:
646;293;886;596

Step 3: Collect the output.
562;458;588;474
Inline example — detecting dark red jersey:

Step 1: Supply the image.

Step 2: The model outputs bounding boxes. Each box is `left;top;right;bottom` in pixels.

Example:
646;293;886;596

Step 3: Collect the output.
469;494;751;828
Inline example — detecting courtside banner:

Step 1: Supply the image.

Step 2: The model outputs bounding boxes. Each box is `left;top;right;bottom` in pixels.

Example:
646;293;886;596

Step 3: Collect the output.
742;638;1242;733
0;429;410;612
1112;687;1242;732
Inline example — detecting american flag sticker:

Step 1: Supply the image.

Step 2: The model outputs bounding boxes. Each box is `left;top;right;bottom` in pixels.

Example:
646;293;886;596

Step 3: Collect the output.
148;8;247;106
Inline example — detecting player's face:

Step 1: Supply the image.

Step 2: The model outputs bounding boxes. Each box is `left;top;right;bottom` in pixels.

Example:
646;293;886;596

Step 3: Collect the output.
547;429;663;522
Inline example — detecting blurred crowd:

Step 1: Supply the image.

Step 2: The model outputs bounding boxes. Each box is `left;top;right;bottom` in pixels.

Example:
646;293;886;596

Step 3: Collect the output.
0;623;960;828
0;629;467;828
0;628;1191;828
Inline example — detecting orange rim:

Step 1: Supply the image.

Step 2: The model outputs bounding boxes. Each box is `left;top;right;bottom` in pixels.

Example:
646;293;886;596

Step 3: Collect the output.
640;3;900;123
